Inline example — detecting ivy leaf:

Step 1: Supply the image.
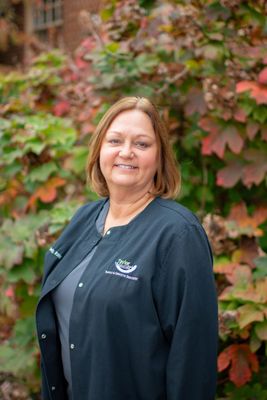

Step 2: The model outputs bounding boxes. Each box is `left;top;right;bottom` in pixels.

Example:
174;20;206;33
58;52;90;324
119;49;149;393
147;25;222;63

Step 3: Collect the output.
250;331;262;353
64;146;88;174
233;107;247;123
28;177;66;208
214;259;239;284
7;260;36;284
258;67;267;85
26;162;58;183
0;179;23;206
226;202;267;237
201;121;244;158
236;81;267;105
216;161;243;188
242;149;267;188
226;278;267;304
255;320;267;341
53;100;71;117
232;238;259;268
184;88;207;116
254;279;267;303
135;54;159;74
253;257;267;279
237;304;264;329
246;122;259;140
218;344;259;387
0;236;24;270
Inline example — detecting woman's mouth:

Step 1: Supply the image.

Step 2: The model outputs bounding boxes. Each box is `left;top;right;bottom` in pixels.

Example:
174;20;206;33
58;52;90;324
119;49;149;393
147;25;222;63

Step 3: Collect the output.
114;164;137;169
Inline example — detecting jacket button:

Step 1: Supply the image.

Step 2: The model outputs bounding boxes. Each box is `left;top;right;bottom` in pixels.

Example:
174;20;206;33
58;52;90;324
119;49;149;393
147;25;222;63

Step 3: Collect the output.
70;343;75;349
51;386;56;391
78;282;83;287
41;333;46;339
106;230;111;235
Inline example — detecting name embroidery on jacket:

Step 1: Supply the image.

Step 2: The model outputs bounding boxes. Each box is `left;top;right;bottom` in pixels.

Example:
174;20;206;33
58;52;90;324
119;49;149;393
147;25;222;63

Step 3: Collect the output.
49;247;62;259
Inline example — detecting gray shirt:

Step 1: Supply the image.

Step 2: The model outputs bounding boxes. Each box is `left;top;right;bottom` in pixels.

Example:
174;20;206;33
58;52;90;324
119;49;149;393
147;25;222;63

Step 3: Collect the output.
52;201;109;399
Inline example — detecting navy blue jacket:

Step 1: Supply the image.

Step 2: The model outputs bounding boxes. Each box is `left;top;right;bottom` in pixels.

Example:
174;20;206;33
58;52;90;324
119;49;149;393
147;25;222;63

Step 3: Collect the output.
36;197;218;400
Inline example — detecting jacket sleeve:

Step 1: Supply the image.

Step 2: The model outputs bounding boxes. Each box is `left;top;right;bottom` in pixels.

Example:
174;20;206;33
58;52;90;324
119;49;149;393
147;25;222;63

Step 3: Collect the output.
155;224;218;400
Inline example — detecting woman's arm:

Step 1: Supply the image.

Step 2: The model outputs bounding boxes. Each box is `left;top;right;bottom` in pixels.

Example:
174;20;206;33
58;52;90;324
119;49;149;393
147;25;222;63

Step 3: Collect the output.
155;224;218;400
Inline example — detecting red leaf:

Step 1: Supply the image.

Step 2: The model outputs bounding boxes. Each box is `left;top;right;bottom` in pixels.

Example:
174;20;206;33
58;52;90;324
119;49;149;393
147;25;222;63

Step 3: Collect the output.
258;67;267;84
209;126;243;159
236;81;257;94
199;117;219;134
201;133;217;156
216;162;243;188
233;107;247;123
140;16;148;29
218;344;259;387
5;286;15;299
224;126;244;154
243;150;267;188
75;56;89;69
246;122;259;140
80;37;95;51
236;81;267;105
185;89;207;116
199;117;220;156
218;350;230;372
227;202;267;236
53;100;70;117
28;177;66;209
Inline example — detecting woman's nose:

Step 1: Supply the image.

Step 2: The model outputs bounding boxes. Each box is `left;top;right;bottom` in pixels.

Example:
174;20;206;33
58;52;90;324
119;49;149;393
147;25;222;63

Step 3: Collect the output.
119;144;134;158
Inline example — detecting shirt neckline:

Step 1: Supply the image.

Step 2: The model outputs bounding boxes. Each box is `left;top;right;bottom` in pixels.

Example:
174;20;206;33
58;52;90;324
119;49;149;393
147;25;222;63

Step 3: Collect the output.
95;196;159;237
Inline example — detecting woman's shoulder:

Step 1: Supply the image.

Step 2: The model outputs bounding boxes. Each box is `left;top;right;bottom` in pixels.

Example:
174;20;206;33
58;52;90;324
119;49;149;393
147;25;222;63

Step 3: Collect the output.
154;197;200;228
73;198;106;221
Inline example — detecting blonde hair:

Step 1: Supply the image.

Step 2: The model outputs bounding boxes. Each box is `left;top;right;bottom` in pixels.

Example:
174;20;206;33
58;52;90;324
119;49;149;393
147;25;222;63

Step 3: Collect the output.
87;97;181;199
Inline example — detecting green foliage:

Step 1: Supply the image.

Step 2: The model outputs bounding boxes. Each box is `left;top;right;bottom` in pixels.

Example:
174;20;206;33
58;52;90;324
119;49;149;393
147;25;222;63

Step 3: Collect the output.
1;0;267;397
221;382;267;400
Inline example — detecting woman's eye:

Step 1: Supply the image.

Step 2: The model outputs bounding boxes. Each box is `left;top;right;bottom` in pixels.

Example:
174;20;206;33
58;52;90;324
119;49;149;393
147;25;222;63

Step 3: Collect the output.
108;139;120;145
135;142;149;149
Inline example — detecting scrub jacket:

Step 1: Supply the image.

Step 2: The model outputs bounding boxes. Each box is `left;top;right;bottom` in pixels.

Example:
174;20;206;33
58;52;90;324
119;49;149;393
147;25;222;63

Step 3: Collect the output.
36;197;218;400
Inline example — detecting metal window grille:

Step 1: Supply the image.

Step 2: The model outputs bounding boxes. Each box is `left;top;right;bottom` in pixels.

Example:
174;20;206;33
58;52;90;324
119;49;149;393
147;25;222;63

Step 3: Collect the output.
33;0;63;30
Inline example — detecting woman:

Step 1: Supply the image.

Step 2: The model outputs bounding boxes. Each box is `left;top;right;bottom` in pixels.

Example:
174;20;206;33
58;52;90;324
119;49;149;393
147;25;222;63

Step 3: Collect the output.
36;97;218;400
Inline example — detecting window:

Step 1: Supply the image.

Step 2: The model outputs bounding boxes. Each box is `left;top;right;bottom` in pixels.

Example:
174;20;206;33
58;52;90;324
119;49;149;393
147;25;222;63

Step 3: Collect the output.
33;0;63;31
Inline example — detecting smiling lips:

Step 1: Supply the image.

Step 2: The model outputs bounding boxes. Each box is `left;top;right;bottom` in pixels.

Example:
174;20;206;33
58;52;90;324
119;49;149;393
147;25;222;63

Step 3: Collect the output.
114;164;138;170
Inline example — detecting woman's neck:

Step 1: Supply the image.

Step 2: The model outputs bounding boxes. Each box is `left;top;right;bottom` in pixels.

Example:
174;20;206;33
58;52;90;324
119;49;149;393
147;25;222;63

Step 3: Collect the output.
103;192;155;233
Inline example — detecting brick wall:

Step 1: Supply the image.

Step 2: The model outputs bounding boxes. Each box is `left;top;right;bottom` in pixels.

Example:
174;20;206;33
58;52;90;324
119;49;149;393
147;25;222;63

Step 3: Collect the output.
63;0;102;52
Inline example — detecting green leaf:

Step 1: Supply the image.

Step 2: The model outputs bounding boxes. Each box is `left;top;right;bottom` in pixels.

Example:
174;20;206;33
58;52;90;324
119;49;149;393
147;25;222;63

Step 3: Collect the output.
0;235;24;270
49;201;81;234
106;42;120;53
253;106;267;124
7;259;37;284
255;320;267;341
135;54;159;74
65;146;88;174
253;257;267;279
23;139;46;155
237;304;264;329
26;162;58;183
250;330;262;353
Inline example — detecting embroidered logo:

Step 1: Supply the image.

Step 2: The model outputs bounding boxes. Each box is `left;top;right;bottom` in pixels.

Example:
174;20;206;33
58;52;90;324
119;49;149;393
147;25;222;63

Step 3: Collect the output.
105;258;139;281
115;258;137;274
49;247;62;259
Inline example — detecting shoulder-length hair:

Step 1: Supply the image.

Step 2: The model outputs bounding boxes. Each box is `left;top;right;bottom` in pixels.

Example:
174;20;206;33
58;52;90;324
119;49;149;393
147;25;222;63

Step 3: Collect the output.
87;97;181;199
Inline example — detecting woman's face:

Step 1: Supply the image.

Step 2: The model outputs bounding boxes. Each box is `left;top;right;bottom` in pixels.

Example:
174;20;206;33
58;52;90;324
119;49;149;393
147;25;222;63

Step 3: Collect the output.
99;109;159;196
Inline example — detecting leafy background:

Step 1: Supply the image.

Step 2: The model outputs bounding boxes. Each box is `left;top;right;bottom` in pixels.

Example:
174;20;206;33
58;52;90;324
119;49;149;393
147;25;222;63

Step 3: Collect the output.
0;0;267;399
